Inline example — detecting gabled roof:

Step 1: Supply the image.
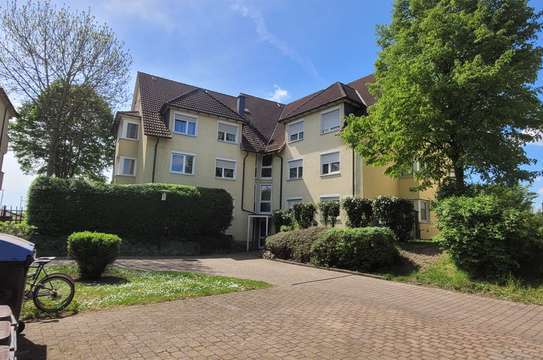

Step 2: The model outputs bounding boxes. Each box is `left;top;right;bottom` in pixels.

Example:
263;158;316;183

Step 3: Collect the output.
127;71;374;152
165;88;245;122
279;82;364;121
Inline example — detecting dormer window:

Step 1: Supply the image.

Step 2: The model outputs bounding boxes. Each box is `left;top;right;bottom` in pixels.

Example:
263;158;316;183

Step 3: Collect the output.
217;122;239;144
287;120;304;143
173;113;197;136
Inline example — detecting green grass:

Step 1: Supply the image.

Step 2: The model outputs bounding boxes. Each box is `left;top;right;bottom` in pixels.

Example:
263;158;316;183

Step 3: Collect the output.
388;253;543;305
22;265;270;320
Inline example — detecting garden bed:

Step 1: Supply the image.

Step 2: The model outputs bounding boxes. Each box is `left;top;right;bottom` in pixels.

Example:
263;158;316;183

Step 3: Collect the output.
22;264;270;320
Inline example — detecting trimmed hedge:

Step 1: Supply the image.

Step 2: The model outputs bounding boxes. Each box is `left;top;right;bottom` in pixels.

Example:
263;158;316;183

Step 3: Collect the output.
67;231;122;279
265;227;327;263
373;196;415;242
292;203;316;229
27;177;233;239
319;200;340;227
436;192;543;279
342;197;373;227
310;227;399;272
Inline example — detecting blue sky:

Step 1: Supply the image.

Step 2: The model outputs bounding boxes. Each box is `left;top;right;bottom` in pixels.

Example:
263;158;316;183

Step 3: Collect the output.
2;0;543;209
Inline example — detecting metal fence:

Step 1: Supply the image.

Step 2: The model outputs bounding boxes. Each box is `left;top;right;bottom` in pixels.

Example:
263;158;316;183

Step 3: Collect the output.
0;206;24;222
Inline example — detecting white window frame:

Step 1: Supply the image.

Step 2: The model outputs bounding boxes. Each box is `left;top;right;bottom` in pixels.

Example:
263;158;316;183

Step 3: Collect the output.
287;158;303;180
415;199;431;223
320;106;341;135
258;184;272;214
170;151;196;175
118;156;136;177
172;111;198;137
287;119;304;143
121;119;139;140
260;154;273;179
217;121;240;144
215;157;237;180
286;197;302;209
320;150;341;176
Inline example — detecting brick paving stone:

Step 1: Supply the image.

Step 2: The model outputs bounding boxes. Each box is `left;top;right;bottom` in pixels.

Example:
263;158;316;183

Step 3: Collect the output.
17;255;543;359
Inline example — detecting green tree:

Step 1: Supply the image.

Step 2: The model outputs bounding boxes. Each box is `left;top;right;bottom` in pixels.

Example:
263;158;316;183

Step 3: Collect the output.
11;82;114;180
343;0;543;192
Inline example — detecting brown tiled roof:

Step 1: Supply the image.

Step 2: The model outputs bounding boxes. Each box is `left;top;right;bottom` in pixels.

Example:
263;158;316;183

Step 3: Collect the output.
125;71;373;152
166;88;245;122
279;82;364;121
347;74;376;106
0;87;17;117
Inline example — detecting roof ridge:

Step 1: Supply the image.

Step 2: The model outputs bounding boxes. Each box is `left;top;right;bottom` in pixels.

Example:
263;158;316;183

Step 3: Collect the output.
204;90;246;121
337;82;347;98
240;92;286;106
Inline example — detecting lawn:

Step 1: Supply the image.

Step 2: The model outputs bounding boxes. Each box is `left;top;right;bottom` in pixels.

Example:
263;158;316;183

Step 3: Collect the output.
22;265;270;319
386;253;543;305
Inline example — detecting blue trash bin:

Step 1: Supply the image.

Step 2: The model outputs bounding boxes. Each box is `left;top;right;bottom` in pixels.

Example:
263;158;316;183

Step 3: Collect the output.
0;234;35;321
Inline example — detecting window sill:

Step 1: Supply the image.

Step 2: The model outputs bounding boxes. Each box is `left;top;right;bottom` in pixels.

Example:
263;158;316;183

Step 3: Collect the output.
287;177;303;181
173;132;197;137
320;129;340;135
218;139;238;145
170;171;195;176
320;172;341;178
116;174;136;177
216;176;237;181
287;139;303;144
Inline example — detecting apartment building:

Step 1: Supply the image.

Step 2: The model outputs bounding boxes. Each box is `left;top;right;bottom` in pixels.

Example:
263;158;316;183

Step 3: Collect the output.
113;72;437;249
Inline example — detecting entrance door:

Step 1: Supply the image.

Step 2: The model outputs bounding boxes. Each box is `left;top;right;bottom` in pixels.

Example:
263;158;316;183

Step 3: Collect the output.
250;217;269;249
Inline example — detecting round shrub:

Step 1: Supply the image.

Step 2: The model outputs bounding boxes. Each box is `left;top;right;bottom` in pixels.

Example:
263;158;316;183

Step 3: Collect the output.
342;197;373;227
310;227;399;272
265;227;327;263
67;231;122;279
272;209;293;231
318;200;340;227
292;203;316;229
373;196;415;242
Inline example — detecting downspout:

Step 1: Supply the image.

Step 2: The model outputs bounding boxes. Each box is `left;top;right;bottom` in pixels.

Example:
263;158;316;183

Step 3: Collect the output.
241;151;252;212
352;148;356;197
0;106;8;158
275;153;283;210
151;137;160;183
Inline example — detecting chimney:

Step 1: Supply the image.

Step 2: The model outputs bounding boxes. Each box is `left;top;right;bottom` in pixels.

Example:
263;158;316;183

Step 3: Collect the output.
237;94;246;115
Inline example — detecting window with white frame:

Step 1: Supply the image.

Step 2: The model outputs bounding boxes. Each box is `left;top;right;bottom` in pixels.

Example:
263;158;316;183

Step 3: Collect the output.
170;152;195;175
320;151;340;175
215;158;236;179
286;197;302;209
414;200;430;223
288;159;303;180
173;113;197;136
259;184;272;213
217;122;239;143
122;120;139;140
287;120;304;142
320;108;340;134
260;155;273;178
118;157;136;176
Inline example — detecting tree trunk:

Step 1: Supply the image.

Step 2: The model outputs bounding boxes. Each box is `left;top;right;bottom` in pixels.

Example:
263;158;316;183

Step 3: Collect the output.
453;164;465;194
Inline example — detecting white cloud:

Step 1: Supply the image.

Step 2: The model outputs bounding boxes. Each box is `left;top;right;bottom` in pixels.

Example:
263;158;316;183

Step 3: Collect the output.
269;85;288;103
229;0;321;80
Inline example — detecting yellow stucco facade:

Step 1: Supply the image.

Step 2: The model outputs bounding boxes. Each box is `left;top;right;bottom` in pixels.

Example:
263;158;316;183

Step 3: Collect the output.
114;90;438;246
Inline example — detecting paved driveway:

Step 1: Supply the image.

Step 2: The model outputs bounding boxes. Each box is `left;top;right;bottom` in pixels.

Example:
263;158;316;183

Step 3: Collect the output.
19;254;543;359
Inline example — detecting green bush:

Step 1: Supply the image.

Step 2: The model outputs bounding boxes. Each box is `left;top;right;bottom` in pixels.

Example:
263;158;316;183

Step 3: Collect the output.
272;209;293;231
373;196;415;242
67;231;122;279
27;177;233;241
342;197;373;227
435;190;543;279
310;227;399;272
292;203;316;229
318;201;340;227
265;227;327;263
0;221;35;240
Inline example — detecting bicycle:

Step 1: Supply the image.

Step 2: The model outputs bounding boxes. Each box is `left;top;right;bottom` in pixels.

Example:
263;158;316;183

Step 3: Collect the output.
25;257;75;314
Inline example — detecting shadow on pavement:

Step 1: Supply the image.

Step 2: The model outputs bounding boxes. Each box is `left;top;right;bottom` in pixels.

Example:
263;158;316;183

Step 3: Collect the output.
17;335;47;360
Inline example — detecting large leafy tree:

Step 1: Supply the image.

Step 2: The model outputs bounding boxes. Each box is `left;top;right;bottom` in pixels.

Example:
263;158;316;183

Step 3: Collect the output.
11;82;114;180
0;0;131;177
343;0;543;192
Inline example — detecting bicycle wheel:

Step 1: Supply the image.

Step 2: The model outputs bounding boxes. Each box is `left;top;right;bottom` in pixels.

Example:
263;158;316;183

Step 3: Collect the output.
32;273;75;313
